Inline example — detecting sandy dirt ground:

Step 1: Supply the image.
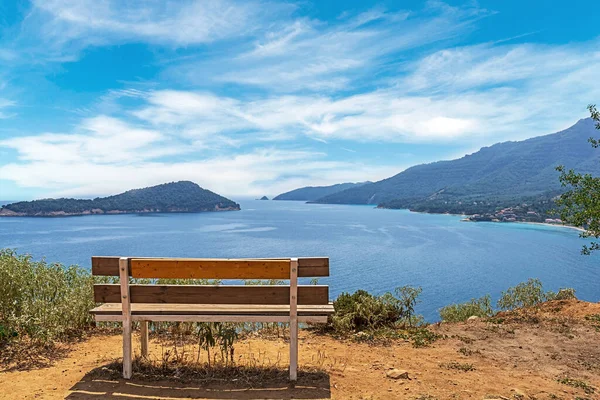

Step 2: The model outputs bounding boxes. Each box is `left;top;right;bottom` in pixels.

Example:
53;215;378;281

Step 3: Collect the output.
1;300;599;400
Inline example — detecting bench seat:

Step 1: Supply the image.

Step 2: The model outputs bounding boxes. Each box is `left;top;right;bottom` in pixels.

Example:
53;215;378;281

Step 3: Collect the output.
91;303;334;323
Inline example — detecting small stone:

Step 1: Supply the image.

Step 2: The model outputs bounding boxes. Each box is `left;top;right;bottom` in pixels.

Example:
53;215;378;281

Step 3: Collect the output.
386;369;410;380
467;316;480;322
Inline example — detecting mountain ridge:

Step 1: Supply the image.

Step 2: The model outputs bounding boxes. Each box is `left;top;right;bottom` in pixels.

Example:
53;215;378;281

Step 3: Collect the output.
273;182;371;201
313;119;599;213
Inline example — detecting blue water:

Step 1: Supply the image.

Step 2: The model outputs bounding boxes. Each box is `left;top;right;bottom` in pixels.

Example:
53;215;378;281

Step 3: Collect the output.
0;200;598;321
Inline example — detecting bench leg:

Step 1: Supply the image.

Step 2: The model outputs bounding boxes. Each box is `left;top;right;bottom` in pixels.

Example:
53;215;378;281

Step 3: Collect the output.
120;257;133;380
123;319;132;379
140;321;149;358
290;320;298;381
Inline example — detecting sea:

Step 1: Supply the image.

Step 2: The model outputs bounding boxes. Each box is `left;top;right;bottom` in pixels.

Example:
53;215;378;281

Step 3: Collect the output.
0;199;598;321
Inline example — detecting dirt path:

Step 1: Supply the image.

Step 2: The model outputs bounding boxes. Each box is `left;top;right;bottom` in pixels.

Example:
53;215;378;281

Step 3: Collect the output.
2;300;599;399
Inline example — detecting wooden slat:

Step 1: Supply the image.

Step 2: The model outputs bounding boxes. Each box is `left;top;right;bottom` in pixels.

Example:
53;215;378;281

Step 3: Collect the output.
94;284;329;305
90;303;334;316
130;258;291;279
94;314;329;323
91;256;329;277
92;256;126;276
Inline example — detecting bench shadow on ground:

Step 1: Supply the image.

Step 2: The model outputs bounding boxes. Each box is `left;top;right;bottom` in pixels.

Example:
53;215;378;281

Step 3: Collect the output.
66;365;331;400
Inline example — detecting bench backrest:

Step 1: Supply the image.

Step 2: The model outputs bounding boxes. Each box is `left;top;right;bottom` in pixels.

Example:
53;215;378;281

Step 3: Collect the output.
91;256;330;306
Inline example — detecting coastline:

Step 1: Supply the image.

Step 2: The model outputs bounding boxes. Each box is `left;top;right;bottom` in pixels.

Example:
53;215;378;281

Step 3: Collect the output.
461;218;585;233
0;206;241;218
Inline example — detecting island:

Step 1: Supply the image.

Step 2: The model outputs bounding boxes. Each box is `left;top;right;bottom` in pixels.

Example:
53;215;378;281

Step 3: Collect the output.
0;181;240;217
259;196;269;200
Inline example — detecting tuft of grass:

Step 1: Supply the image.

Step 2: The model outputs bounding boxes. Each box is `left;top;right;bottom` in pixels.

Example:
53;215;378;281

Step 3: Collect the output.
584;314;600;332
439;361;475;372
458;347;480;356
439;295;493;322
557;377;596;395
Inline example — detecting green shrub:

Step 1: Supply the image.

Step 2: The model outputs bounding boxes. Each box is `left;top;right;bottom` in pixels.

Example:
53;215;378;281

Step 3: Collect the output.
497;279;577;311
439;295;493;322
546;288;577;301
0;249;97;346
330;287;422;334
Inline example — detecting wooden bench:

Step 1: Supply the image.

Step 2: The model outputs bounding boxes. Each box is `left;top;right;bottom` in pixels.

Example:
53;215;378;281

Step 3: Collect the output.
90;256;333;381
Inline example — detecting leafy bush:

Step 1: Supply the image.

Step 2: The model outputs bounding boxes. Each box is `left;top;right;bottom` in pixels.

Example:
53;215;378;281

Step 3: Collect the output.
0;249;97;346
546;288;577;301
497;279;576;311
439;295;493;322
330;287;422;334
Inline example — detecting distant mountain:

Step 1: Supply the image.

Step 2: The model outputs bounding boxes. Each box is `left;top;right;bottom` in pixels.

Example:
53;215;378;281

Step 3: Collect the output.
0;181;240;217
259;196;269;200
315;119;600;214
273;182;372;201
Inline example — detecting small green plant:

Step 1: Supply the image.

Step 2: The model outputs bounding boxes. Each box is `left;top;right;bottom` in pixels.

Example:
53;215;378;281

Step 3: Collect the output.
395;286;423;327
196;323;237;367
497;279;576;311
439;295;493;322
408;327;444;348
458;347;479;356
557;377;596;395
585;314;600;332
439;361;475;372
546;288;577;301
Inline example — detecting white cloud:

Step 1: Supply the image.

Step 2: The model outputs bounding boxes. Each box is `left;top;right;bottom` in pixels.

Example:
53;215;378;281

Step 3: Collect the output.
29;0;278;47
0;145;397;198
173;3;489;92
0;115;184;164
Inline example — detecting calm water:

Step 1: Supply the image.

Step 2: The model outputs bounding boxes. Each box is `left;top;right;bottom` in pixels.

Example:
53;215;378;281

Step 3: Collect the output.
0;200;598;321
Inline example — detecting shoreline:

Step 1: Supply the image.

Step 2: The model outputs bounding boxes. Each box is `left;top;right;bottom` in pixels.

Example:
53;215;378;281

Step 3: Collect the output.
461;218;585;233
376;205;585;233
0;207;241;218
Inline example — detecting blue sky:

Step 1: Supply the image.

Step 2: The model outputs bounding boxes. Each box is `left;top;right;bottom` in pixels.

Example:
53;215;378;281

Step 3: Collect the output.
0;0;599;200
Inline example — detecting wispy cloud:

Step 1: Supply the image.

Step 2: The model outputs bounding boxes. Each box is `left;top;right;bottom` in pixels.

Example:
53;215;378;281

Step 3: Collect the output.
0;98;15;119
172;3;490;92
132;36;600;145
30;0;281;45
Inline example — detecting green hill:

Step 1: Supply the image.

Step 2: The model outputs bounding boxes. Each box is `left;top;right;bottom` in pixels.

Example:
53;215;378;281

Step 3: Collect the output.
273;182;371;201
314;119;600;213
0;181;240;216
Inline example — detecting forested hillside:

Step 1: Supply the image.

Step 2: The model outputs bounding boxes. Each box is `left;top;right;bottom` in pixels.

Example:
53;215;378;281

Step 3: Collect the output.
0;181;240;216
315;119;600;213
